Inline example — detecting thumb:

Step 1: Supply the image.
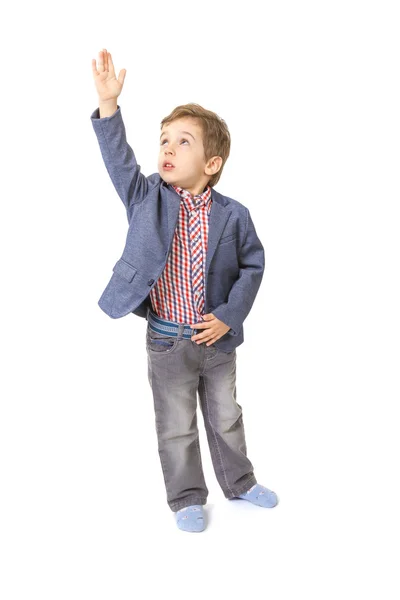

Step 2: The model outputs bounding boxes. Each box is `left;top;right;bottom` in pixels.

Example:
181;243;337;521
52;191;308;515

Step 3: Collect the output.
118;69;127;86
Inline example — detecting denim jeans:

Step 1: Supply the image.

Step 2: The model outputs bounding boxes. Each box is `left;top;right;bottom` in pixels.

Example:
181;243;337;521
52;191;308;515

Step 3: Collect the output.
146;320;257;512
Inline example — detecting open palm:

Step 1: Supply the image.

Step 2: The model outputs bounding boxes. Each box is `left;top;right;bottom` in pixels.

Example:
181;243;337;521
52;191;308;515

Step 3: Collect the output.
92;49;126;102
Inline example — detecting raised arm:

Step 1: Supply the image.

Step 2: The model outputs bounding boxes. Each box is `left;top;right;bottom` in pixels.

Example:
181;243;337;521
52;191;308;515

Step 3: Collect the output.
90;49;152;214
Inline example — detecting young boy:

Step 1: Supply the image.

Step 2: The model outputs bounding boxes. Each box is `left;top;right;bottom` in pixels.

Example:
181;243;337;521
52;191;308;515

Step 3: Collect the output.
91;49;279;532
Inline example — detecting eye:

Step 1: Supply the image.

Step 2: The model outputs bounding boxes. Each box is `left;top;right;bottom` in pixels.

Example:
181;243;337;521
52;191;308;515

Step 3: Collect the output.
160;139;189;146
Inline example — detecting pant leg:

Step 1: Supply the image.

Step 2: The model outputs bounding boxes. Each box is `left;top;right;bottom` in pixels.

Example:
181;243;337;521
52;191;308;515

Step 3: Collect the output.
197;347;257;499
146;323;209;512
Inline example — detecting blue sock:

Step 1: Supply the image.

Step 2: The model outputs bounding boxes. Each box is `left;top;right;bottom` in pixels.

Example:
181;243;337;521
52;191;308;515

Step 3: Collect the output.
175;505;205;532
237;483;279;508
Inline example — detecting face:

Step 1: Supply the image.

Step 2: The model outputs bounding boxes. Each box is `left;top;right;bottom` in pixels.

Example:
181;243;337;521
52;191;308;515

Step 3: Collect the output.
158;117;220;196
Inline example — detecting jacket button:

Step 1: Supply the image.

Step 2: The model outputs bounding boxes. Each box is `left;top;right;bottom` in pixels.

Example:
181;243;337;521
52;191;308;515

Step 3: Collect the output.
148;279;154;286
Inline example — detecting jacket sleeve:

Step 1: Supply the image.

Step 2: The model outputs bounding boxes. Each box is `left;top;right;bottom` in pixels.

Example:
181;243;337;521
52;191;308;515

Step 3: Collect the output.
211;208;265;336
90;105;156;216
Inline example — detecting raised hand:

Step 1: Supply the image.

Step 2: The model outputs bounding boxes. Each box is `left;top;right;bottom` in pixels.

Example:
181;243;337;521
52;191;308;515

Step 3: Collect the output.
91;49;126;102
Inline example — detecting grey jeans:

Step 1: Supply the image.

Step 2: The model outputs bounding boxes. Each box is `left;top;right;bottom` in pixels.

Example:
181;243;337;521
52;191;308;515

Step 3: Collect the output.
146;321;257;512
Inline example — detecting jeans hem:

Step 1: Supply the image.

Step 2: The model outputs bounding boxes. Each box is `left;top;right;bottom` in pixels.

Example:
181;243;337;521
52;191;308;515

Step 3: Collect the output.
169;497;208;512
224;474;258;499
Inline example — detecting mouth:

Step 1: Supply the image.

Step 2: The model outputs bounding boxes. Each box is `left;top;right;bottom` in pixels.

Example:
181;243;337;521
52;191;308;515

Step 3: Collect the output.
163;161;175;170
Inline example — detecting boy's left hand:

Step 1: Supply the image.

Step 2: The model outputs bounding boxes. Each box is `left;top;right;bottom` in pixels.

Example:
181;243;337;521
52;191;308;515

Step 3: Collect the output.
190;313;230;346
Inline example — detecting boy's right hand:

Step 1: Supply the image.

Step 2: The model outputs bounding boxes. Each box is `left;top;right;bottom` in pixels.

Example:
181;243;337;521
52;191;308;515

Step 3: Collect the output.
92;49;126;102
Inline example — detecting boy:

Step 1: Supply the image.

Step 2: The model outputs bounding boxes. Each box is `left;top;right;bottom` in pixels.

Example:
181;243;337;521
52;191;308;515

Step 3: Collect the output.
91;49;278;532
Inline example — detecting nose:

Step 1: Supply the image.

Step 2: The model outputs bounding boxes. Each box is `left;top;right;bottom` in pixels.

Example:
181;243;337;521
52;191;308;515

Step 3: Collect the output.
164;141;177;155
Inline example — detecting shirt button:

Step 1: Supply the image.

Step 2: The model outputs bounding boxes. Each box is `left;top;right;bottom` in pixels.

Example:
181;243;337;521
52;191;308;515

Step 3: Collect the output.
147;279;154;286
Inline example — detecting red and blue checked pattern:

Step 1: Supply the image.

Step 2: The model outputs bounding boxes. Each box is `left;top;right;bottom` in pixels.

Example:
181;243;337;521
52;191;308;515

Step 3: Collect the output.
149;184;212;325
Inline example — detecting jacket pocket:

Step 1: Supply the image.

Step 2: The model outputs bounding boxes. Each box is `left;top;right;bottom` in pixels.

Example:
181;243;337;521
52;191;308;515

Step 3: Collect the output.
112;258;137;282
219;233;237;244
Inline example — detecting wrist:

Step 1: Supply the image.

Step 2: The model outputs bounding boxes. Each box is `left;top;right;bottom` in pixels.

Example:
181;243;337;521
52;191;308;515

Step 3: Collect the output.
98;99;118;118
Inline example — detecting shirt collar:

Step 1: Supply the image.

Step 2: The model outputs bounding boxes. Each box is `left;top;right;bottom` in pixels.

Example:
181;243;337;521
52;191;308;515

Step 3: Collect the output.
172;184;212;212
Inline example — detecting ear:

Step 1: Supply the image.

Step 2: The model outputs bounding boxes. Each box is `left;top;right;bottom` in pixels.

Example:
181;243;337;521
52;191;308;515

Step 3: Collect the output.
205;156;223;176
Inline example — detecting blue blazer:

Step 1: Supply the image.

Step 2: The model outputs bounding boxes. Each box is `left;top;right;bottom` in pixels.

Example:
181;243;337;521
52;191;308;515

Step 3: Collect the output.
90;105;265;352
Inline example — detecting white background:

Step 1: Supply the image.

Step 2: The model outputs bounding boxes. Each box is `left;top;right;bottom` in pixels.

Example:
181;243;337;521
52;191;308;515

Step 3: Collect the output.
1;0;399;598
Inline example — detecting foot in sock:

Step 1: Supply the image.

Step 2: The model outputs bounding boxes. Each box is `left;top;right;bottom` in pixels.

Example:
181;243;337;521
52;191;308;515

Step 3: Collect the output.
175;505;205;532
236;483;279;508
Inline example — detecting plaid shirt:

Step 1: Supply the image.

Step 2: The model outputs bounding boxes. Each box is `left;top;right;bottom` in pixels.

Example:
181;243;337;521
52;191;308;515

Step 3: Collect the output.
149;184;212;324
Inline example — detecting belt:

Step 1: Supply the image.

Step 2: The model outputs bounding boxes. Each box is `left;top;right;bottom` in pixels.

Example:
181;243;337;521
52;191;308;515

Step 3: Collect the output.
147;307;201;339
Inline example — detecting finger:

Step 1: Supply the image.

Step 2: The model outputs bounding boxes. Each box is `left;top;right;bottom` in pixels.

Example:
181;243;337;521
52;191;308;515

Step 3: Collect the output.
192;334;206;343
108;51;116;76
118;69;127;86
191;328;208;340
100;49;107;72
92;58;99;77
97;50;104;72
194;333;215;344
